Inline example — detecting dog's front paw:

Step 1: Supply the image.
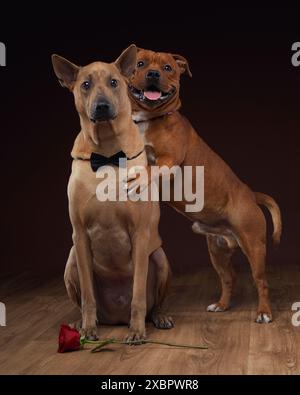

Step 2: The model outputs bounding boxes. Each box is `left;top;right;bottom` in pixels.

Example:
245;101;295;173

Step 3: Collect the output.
152;311;174;329
256;312;272;324
207;302;228;312
124;328;146;344
80;326;99;340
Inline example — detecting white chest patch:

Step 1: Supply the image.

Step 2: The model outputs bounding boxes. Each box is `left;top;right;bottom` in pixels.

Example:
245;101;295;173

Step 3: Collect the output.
132;111;148;123
137;121;150;143
132;112;154;147
132;114;151;146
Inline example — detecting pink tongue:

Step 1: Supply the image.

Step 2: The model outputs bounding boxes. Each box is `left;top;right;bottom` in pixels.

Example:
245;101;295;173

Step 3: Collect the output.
144;91;162;100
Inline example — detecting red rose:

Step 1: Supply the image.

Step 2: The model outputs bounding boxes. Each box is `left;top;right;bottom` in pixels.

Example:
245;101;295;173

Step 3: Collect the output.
58;324;81;353
57;324;208;354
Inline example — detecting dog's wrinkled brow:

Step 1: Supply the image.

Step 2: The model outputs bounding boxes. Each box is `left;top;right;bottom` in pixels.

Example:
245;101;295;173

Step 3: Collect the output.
138;50;176;68
80;64;112;81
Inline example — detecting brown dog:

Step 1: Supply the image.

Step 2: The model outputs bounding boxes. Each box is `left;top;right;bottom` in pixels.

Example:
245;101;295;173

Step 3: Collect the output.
52;45;173;341
128;48;282;323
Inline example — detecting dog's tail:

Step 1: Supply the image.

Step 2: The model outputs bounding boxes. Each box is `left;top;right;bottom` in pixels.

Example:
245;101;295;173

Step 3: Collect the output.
255;192;282;246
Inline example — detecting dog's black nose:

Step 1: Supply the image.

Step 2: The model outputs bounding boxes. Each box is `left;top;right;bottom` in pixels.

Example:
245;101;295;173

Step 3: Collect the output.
91;99;115;122
96;101;110;116
146;70;160;80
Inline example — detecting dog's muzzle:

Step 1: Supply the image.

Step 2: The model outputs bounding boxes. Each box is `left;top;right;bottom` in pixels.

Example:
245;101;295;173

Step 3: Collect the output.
90;99;116;122
129;83;176;104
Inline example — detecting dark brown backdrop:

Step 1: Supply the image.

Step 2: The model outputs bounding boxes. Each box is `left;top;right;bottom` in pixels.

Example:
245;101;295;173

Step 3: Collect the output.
0;6;299;279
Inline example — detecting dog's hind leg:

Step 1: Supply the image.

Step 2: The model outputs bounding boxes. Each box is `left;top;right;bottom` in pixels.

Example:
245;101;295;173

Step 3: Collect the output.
235;217;272;323
230;196;272;323
206;235;237;312
243;240;271;323
64;246;82;329
150;247;174;329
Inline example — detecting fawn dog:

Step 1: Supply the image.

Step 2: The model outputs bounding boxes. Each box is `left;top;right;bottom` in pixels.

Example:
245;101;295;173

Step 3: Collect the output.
52;45;173;341
128;48;282;323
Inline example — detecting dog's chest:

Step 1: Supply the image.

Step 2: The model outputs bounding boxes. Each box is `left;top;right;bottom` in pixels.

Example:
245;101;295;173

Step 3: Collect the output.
136;121;150;145
70;160;127;204
69;160;133;271
84;200;133;273
133;114;152;146
88;222;132;267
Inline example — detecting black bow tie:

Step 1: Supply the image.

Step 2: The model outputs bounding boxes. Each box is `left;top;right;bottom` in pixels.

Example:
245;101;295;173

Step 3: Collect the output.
89;149;144;172
90;151;127;172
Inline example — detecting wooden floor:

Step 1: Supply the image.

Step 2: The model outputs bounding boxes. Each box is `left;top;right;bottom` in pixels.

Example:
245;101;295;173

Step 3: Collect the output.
0;263;300;375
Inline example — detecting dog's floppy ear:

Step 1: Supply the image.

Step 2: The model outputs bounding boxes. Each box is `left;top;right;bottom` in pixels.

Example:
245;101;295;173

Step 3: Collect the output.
172;53;192;77
51;54;80;90
115;44;137;78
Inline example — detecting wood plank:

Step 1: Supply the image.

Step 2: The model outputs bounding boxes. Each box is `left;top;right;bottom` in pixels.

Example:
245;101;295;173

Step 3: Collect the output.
0;264;299;375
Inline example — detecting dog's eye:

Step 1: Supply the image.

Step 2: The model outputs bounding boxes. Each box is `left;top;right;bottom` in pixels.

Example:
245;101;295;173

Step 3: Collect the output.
137;61;144;68
81;81;91;90
164;64;172;72
110;79;118;88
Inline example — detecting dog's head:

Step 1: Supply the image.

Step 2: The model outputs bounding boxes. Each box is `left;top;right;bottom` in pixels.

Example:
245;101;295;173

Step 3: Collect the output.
51;45;137;123
128;48;192;113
